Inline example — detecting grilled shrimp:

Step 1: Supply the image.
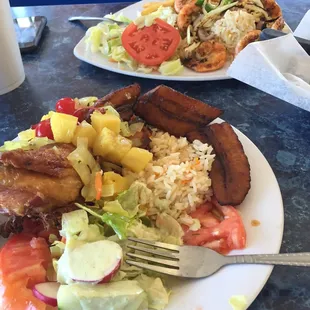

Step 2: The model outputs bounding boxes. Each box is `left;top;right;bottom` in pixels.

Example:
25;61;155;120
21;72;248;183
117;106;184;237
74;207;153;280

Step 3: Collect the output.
177;1;201;34
262;0;282;19
174;0;193;13
182;40;227;72
270;15;285;30
235;30;261;55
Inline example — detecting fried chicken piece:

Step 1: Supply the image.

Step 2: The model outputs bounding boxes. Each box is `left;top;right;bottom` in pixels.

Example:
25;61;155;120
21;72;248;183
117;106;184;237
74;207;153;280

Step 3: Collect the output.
0;143;76;178
205;122;251;206
95;84;141;121
0;165;82;208
134;85;223;137
0;185;53;216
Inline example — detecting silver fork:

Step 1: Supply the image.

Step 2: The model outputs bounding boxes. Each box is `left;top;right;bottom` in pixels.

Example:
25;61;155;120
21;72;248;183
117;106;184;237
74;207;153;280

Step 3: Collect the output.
68;16;129;27
126;237;310;278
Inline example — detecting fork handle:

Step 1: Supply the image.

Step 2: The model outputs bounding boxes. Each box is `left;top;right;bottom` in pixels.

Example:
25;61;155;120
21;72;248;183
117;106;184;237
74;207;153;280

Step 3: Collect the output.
227;253;310;267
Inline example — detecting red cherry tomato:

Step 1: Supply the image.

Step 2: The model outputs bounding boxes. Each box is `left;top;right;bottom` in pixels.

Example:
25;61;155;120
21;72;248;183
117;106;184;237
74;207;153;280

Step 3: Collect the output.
35;119;54;140
121;19;181;66
55;97;76;115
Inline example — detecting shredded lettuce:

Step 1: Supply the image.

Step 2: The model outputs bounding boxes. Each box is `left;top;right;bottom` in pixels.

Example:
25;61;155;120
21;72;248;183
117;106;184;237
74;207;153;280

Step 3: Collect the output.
85;8;181;75
134;6;177;29
104;105;120;118
0;137;53;152
60;210;89;237
18;129;35;141
135;274;170;310
103;200;130;217
76;203;131;240
128;221;161;241
78;96;98;107
158;59;184;76
120;121;132;137
156;213;184;245
229;295;247;310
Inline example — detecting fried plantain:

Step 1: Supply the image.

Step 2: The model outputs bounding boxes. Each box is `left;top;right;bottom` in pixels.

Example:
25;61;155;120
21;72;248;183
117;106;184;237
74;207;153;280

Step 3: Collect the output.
134;85;223;137
205;122;251;206
95;83;141;120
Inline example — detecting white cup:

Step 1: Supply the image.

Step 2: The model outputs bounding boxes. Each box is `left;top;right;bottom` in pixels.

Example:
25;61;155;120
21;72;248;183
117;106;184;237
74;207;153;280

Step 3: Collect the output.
0;0;25;95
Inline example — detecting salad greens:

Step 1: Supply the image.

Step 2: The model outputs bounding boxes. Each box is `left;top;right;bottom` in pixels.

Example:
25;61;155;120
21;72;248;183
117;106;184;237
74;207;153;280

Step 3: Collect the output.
55;207;171;310
85;9;184;76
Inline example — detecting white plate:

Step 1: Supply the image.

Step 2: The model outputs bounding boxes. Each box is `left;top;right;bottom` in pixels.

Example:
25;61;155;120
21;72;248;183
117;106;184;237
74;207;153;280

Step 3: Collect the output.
73;0;232;81
161;119;284;310
0;120;283;310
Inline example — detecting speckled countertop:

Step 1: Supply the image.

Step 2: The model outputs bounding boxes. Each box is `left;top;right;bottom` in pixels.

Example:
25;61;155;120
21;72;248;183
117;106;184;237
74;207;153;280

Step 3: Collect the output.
1;1;310;309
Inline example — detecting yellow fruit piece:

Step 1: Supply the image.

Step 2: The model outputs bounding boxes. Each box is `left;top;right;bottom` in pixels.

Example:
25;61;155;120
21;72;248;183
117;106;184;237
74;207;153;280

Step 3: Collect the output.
72;121;97;148
41;111;55;121
50;112;78;143
18;129;35;141
93;128;132;164
91;111;121;134
103;171;129;194
121;147;153;173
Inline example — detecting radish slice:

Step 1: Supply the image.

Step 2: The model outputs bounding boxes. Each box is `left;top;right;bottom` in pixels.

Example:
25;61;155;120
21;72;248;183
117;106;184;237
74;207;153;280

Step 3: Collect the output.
32;282;60;307
68;240;122;283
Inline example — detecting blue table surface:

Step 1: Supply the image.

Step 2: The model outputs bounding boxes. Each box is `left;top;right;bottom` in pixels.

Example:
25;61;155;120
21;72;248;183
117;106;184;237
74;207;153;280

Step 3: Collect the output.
2;1;310;309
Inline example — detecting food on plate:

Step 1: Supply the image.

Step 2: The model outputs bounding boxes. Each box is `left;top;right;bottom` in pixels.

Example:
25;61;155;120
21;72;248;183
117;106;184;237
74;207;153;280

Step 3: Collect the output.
181;40;227;72
94;83;141;121
235;29;261;55
84;0;285;75
32;282;60;307
134;85;223;137
0;144;82;216
121;18;181;66
0;84;251;309
0;233;52;310
206;122;251;206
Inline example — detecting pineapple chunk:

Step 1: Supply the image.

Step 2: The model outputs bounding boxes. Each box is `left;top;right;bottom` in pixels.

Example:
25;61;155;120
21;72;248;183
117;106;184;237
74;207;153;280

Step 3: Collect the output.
121;147;153;173
41;111;55;121
72;121;97;147
50;112;78;143
91;111;121;134
93;128;132;164
103;171;129;194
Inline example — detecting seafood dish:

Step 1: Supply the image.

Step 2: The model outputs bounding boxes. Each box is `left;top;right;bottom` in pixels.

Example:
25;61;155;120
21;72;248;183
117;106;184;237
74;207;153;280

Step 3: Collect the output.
84;0;285;75
0;84;250;309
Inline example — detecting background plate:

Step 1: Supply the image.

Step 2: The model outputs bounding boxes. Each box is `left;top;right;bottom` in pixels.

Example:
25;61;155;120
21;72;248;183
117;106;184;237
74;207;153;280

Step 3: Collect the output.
73;0;232;81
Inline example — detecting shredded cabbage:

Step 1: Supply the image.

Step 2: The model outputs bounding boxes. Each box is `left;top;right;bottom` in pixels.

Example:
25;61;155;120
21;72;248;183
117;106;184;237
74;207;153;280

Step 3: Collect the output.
135;274;170;310
120;121;132;137
85;8;181;75
229;295;247;310
158;59;184;76
0;137;53;152
211;10;256;50
78;96;98;107
134;6;177;29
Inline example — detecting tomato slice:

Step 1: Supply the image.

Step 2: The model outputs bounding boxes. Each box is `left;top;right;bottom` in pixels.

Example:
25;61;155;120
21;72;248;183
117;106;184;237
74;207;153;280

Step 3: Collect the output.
0;234;52;310
122;18;181;66
183;202;246;254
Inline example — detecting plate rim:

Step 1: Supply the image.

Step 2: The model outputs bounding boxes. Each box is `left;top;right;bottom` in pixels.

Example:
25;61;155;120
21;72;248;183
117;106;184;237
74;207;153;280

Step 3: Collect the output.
223;119;284;309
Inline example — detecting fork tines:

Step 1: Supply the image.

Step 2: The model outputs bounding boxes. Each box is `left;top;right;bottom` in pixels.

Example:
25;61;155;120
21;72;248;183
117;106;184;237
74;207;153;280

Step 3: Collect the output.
126;237;182;277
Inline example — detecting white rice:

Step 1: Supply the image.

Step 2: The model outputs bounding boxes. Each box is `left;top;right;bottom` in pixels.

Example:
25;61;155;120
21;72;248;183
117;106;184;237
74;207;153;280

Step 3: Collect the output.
124;129;215;223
